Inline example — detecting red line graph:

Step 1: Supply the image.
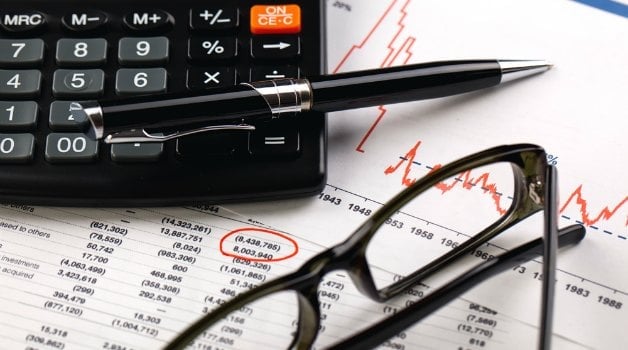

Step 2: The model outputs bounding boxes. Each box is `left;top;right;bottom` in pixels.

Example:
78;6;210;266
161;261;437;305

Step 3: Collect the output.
385;141;628;228
332;0;416;152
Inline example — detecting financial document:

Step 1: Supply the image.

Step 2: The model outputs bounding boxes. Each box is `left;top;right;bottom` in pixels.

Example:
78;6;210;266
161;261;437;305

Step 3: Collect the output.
1;0;626;349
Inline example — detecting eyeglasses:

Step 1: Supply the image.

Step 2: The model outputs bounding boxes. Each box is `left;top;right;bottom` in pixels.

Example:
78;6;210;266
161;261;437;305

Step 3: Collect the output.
165;144;586;350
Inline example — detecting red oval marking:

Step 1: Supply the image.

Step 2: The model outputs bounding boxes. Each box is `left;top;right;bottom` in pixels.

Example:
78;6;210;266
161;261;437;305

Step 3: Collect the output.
219;227;299;262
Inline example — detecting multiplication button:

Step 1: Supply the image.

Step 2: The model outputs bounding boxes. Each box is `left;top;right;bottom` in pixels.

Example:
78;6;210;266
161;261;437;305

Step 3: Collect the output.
187;67;236;90
0;133;34;163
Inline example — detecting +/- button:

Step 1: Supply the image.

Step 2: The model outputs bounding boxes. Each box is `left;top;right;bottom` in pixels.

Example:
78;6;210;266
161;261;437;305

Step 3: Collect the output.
190;7;239;30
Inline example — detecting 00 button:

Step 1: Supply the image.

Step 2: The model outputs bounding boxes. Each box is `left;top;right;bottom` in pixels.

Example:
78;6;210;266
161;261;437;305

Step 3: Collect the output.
45;133;98;163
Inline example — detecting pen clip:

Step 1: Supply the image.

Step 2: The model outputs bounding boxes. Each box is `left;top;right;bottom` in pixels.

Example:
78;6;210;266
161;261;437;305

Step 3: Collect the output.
103;124;256;144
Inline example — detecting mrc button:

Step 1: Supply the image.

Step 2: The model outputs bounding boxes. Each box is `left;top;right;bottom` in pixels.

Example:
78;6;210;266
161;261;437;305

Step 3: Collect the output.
250;4;301;34
1;12;46;32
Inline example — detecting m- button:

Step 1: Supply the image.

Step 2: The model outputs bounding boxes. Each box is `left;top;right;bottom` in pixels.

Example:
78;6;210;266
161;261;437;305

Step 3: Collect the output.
250;4;301;34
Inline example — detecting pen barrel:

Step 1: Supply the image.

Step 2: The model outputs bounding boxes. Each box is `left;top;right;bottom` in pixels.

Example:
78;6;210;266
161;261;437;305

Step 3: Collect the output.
99;86;272;134
309;60;502;112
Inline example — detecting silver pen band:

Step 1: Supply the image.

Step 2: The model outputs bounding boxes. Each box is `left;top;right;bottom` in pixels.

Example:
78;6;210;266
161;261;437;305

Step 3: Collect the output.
241;78;313;116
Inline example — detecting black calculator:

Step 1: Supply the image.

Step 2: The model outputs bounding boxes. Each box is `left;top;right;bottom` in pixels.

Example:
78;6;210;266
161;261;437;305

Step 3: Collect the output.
0;0;327;206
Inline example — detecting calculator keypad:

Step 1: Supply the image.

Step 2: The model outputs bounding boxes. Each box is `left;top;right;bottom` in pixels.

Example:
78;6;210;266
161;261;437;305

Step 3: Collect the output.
0;0;326;205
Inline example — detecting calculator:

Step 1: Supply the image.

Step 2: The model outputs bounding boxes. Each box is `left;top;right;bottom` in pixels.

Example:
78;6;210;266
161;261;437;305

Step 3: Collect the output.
0;0;327;206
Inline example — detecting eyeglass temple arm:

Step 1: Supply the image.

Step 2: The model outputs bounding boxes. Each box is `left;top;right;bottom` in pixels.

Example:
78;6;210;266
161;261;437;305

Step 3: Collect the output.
327;224;585;350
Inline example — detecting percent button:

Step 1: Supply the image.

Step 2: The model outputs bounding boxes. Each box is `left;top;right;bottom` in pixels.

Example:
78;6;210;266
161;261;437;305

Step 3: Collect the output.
188;37;238;61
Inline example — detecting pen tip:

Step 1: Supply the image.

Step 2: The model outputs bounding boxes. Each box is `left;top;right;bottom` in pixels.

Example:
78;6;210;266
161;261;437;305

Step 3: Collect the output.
498;59;553;83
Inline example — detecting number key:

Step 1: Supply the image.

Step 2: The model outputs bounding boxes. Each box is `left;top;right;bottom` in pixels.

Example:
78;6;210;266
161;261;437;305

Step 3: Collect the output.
56;39;107;66
45;133;98;163
115;68;167;95
0;133;34;163
118;37;169;65
0;101;38;130
52;69;105;98
0;70;41;97
0;39;45;66
49;101;89;131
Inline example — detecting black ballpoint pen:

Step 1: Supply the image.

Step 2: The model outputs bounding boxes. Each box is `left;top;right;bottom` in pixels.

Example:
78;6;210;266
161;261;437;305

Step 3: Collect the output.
78;59;551;143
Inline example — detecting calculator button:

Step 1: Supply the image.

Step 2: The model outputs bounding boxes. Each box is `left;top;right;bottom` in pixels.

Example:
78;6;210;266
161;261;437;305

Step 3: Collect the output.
62;11;108;32
190;7;239;30
118;37;169;65
176;132;249;158
0;70;41;98
52;69;105;98
251;36;300;59
250;66;300;81
56;39;108;66
187;67;237;90
250;4;301;34
115;68;167;95
187;37;238;62
123;10;173;31
0;12;46;33
250;122;300;156
49;101;89;131
0;39;45;66
0;101;38;130
111;142;163;163
0;133;34;163
45;133;98;163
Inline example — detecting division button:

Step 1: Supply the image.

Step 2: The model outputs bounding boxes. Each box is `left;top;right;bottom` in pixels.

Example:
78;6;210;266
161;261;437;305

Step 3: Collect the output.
249;66;299;81
62;11;108;31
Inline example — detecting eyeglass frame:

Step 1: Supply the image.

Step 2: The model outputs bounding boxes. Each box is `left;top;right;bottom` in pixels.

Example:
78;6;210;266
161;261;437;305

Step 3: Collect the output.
165;143;579;350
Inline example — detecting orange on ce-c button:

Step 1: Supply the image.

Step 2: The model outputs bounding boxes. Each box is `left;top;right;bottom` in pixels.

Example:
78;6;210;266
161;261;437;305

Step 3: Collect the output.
250;4;301;34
